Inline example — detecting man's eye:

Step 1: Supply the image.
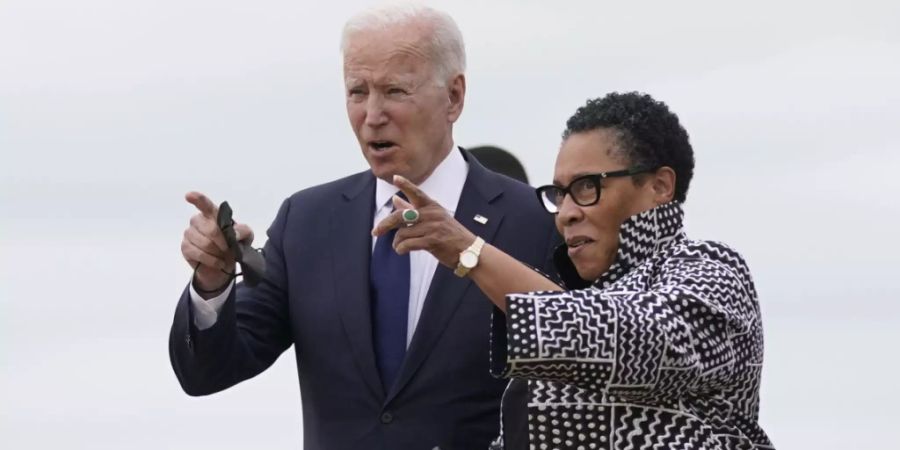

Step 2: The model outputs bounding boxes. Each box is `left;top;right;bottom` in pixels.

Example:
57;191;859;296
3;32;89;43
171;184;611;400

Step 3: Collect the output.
387;88;407;95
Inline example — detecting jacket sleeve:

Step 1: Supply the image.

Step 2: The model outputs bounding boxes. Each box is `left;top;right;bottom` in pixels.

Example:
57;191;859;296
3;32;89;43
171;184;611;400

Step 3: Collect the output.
169;198;294;396
490;254;763;401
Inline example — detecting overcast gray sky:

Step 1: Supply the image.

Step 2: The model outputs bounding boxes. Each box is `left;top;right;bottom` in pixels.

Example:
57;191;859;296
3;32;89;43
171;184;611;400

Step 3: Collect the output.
2;0;899;448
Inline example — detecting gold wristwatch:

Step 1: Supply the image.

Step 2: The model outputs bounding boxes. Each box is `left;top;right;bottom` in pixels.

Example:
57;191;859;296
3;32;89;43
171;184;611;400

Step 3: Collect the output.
454;237;485;277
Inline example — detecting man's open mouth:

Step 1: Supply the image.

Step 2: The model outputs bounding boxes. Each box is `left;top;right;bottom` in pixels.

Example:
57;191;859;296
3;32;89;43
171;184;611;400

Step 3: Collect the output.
368;140;397;152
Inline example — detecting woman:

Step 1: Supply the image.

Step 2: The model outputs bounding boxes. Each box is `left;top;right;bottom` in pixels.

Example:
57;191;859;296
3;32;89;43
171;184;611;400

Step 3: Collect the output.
374;92;773;449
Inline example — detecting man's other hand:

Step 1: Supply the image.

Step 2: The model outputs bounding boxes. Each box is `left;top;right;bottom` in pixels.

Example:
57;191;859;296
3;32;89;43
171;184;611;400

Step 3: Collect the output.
181;191;254;296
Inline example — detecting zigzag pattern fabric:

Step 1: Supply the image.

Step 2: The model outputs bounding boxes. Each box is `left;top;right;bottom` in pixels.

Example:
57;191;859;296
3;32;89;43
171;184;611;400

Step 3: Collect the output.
490;202;773;449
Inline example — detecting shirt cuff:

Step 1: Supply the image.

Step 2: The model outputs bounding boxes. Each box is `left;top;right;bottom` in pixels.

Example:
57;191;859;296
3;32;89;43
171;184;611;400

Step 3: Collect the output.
189;281;234;330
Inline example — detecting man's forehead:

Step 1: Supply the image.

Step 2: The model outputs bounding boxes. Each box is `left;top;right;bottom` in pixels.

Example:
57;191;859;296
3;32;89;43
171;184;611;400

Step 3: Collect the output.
343;48;432;84
345;39;430;63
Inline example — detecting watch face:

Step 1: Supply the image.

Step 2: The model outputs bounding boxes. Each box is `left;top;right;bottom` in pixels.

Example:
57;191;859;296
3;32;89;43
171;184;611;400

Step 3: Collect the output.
460;251;478;268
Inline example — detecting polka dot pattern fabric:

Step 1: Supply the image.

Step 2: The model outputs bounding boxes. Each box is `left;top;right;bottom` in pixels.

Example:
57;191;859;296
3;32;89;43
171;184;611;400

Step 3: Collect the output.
489;202;773;449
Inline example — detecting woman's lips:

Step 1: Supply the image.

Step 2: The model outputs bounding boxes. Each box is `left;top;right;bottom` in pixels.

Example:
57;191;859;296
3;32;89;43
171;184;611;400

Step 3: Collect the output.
566;237;595;258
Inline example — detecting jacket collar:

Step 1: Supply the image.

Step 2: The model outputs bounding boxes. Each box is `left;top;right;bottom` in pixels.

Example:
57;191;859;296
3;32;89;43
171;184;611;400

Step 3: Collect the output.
554;201;685;289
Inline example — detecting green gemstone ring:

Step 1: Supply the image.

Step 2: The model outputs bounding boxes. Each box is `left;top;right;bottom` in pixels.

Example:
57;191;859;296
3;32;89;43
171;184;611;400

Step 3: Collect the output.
401;208;420;226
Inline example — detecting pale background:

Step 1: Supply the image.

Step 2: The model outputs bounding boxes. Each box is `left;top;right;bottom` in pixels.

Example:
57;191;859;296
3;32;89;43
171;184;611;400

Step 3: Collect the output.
2;0;898;448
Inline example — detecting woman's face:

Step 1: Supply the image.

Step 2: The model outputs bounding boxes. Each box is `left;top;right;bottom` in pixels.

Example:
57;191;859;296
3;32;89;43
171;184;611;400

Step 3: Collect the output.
553;128;661;280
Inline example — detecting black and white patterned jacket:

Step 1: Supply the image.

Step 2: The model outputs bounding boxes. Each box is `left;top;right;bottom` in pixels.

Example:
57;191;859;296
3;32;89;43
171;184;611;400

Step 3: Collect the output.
490;202;774;449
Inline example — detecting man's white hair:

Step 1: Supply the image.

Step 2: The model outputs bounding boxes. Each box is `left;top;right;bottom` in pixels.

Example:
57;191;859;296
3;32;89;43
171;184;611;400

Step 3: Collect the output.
340;3;466;85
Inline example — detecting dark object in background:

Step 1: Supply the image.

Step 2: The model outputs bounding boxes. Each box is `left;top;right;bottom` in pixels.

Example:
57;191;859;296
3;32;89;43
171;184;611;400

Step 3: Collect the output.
469;146;529;184
217;201;267;287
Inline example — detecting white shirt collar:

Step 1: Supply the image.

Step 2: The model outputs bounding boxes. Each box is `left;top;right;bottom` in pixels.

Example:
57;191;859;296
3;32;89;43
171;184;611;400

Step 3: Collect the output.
374;143;468;214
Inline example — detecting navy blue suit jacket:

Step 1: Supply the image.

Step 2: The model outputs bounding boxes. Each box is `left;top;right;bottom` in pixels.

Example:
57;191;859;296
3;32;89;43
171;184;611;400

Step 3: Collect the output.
169;150;558;450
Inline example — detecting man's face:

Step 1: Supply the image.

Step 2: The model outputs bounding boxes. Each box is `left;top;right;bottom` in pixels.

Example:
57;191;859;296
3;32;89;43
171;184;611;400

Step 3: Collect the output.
553;129;659;281
343;25;464;184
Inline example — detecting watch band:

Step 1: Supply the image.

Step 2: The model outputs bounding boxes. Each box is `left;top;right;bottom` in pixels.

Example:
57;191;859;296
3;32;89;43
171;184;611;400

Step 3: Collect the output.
454;237;485;277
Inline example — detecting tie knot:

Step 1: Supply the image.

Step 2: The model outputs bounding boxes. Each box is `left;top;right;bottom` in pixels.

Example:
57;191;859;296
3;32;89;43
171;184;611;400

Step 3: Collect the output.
387;191;408;211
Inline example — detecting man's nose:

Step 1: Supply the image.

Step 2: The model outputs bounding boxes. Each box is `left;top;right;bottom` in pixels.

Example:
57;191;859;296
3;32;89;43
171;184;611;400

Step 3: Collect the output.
364;94;388;127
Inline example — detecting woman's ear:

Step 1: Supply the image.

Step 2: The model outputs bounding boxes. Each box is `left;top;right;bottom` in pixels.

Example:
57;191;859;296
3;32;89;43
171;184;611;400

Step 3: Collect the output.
652;166;676;204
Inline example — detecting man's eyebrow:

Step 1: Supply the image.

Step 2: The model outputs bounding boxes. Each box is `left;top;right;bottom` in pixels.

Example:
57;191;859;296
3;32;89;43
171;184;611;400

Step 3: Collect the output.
344;77;362;85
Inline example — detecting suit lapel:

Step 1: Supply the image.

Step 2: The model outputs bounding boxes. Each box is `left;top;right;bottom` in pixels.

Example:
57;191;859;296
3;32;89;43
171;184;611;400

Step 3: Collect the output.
330;173;385;399
386;154;505;403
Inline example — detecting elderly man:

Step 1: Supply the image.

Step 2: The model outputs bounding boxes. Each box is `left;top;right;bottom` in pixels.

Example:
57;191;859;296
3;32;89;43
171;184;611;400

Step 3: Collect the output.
168;4;557;450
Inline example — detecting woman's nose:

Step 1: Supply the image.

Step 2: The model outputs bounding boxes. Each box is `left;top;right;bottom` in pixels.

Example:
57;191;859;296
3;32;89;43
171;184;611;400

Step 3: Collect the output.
556;194;583;225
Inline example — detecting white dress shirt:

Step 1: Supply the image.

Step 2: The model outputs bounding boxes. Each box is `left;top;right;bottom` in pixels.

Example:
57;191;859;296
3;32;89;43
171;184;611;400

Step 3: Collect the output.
190;145;468;349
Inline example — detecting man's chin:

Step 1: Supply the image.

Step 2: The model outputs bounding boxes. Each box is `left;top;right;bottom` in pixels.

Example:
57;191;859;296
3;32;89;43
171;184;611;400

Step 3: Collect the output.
369;165;395;180
369;164;423;185
365;158;391;178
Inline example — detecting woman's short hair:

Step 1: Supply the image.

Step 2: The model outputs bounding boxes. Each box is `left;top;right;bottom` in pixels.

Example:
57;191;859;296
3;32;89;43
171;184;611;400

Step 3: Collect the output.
563;92;695;202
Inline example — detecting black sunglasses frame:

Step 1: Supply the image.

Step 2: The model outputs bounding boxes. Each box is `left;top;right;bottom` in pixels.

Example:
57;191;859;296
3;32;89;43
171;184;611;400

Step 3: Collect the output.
535;166;658;214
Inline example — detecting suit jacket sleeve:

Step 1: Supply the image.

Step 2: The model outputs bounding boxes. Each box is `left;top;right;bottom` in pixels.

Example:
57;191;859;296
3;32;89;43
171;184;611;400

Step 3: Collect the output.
169;198;294;396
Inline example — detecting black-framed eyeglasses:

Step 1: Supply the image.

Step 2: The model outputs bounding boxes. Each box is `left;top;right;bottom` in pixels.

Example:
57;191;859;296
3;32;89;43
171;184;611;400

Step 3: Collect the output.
535;166;657;214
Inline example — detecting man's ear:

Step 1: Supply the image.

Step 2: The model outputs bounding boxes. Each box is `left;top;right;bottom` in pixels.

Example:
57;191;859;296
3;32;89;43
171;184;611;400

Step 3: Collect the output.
652;166;676;204
447;73;466;123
